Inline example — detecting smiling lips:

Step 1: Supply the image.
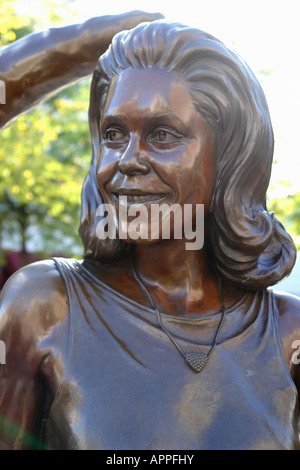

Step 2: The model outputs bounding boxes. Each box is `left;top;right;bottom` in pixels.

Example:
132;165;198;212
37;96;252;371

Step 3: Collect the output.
113;192;166;203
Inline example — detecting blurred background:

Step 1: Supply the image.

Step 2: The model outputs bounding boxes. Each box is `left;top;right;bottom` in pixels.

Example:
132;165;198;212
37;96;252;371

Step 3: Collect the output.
0;0;299;294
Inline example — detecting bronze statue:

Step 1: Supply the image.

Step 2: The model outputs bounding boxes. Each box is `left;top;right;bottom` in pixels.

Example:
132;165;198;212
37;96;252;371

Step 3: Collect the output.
1;17;300;450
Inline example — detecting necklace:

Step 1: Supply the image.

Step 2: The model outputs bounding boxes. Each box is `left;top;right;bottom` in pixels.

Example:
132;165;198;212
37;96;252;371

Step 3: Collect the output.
132;264;226;373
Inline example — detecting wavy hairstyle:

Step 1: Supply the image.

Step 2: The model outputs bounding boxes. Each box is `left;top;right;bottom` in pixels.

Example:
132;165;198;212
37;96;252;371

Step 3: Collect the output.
78;19;296;290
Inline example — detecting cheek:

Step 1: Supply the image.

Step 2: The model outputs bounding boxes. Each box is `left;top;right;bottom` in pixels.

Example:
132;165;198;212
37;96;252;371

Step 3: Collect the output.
146;145;194;191
197;152;216;209
96;149;119;188
185;146;216;207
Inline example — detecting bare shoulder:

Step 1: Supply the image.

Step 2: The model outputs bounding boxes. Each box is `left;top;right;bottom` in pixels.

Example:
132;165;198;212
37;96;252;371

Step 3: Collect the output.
273;289;300;326
0;259;68;333
0;260;68;448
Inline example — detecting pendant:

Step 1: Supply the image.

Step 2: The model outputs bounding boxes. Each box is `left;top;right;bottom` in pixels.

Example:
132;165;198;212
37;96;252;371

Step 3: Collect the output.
185;352;208;373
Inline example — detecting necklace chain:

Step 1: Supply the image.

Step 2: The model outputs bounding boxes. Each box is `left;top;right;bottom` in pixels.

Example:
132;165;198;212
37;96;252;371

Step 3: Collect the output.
132;263;226;373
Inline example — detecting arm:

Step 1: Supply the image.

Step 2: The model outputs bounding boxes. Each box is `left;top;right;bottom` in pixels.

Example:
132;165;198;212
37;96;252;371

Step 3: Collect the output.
0;10;163;130
0;261;68;449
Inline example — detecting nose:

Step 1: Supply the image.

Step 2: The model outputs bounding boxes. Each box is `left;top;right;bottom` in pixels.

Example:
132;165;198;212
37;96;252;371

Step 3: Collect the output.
118;135;150;176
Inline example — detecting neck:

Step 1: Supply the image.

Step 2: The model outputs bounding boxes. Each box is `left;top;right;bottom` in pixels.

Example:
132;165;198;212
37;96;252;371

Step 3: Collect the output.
132;238;220;316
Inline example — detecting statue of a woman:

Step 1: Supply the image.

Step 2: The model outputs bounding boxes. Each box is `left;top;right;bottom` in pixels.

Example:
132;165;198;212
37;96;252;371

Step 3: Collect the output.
0;19;299;450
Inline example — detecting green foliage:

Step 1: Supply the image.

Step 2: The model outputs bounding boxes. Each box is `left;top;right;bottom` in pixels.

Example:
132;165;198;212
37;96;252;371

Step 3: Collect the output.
0;0;91;258
0;0;32;46
0;80;91;256
0;0;77;47
268;192;300;250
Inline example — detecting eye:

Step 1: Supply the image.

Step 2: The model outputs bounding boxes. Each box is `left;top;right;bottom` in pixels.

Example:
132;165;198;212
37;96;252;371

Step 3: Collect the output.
149;128;183;144
103;127;128;143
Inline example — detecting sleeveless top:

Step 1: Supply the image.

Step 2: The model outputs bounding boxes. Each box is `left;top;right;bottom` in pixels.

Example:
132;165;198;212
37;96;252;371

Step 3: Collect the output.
42;258;300;450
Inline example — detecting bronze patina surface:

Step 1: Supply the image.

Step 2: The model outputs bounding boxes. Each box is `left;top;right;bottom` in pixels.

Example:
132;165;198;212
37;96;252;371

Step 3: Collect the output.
0;18;300;450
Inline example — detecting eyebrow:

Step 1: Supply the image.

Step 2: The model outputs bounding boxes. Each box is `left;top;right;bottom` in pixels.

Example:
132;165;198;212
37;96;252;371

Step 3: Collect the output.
101;113;129;123
143;112;185;127
101;112;189;132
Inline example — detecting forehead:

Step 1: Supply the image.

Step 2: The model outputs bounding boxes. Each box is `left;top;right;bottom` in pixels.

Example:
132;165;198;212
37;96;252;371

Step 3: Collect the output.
101;68;197;122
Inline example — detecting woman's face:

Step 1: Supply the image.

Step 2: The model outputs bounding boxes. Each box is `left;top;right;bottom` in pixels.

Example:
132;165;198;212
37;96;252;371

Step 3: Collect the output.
96;68;216;244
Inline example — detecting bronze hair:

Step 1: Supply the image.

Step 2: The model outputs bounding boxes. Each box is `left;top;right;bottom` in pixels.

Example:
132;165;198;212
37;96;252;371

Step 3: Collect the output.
79;20;296;290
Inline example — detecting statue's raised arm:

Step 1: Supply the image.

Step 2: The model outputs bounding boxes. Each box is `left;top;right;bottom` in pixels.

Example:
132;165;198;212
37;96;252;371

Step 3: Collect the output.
0;10;163;130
